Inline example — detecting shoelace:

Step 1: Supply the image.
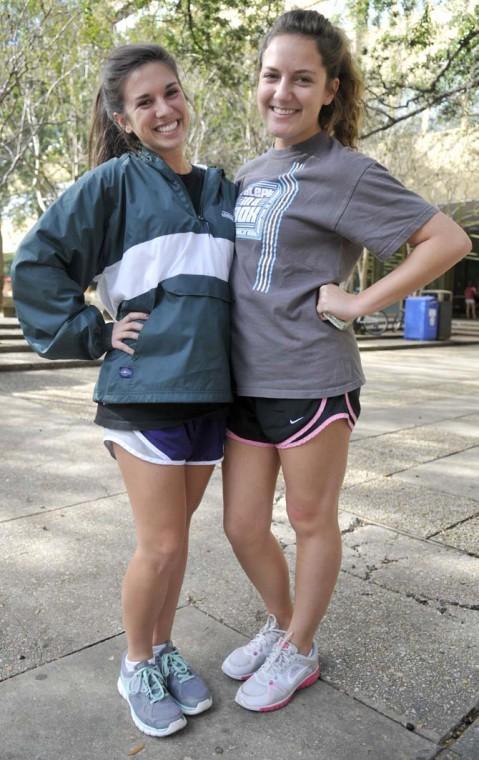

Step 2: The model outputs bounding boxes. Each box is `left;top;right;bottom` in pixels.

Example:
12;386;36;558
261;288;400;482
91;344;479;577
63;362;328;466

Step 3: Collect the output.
130;664;167;702
161;650;194;684
259;633;295;678
245;614;280;654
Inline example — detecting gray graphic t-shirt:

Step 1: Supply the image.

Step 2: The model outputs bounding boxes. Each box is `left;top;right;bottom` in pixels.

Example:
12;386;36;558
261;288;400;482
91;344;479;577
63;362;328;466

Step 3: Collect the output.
231;131;437;398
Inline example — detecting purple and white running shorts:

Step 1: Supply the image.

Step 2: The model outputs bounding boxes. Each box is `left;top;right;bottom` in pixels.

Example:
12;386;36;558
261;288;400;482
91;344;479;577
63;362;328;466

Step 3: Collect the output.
103;414;226;465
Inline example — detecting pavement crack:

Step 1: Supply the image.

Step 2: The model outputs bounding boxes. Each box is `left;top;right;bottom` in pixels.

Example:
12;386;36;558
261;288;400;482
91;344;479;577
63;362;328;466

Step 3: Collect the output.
340;517;365;534
0;630;125;685
347;410;476;444
383;442;479;480
440;702;479;750
443;600;479;612
427;509;479;539
405;591;430;606
342;474;380;491
318;674;439;746
341;508;478;559
0;490;127;524
341;568;478;614
363;564;379;580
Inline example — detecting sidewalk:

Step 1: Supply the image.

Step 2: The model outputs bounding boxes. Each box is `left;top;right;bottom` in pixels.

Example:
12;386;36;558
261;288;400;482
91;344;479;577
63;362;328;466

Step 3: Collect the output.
0;345;478;759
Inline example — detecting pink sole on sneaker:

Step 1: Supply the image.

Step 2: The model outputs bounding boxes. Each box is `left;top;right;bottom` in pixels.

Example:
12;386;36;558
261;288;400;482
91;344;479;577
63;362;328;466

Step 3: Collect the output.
258;667;320;712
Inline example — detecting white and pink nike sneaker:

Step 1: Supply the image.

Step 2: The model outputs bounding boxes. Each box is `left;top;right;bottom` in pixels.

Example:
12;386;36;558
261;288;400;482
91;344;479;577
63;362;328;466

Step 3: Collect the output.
234;637;320;712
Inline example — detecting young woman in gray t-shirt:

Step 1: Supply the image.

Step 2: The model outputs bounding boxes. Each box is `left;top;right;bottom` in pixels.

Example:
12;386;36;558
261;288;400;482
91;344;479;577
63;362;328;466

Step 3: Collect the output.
221;9;471;713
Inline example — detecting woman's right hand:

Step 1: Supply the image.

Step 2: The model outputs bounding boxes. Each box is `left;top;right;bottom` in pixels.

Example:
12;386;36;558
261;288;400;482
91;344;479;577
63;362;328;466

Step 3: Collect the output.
317;284;360;323
111;312;149;355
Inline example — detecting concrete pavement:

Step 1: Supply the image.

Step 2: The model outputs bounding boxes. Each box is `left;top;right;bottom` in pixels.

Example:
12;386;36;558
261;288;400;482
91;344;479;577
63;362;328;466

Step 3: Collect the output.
0;344;478;759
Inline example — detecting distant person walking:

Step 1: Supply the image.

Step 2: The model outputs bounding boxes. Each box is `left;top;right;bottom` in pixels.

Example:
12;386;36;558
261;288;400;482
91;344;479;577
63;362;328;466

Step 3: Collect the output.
12;44;235;737
221;8;471;714
464;282;477;319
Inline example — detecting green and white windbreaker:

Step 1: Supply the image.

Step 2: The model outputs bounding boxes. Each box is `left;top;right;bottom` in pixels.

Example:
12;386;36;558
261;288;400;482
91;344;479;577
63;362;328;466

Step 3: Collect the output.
12;148;236;404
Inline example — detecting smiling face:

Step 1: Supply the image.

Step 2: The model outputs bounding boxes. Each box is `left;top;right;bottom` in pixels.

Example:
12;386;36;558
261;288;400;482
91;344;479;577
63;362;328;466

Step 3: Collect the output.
114;61;189;171
257;34;339;149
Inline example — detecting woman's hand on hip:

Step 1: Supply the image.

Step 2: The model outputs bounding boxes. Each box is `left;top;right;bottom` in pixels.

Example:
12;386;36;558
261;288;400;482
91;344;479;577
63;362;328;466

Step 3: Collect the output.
317;284;359;322
111;312;149;355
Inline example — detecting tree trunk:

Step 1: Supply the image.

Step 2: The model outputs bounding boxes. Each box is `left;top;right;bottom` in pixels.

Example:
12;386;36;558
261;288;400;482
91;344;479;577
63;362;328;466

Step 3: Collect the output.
358;247;370;291
0;219;4;313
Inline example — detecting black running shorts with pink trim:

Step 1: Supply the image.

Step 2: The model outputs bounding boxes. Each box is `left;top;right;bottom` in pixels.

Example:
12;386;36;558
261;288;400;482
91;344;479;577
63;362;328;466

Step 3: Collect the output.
226;390;361;449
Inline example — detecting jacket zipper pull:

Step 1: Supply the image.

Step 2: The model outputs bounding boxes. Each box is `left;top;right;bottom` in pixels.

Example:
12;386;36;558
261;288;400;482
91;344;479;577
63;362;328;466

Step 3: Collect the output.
198;216;211;235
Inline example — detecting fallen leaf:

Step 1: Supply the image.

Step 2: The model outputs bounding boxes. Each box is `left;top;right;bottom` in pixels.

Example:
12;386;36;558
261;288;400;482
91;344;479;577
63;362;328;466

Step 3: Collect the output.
128;742;145;756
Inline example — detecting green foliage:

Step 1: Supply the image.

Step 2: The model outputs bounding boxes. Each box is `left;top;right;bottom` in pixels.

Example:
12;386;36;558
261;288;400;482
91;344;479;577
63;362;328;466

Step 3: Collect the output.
0;0;282;228
356;0;479;138
1;0;477;231
1;0;110;220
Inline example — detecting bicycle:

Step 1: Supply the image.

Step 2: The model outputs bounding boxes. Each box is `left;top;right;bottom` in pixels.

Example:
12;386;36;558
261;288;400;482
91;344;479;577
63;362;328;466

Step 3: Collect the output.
390;307;404;332
353;310;389;336
322;309;389;335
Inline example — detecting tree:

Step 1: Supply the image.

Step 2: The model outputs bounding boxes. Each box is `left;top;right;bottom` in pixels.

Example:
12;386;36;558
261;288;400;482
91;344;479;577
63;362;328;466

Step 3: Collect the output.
0;1;108;307
0;0;281;229
347;0;479;139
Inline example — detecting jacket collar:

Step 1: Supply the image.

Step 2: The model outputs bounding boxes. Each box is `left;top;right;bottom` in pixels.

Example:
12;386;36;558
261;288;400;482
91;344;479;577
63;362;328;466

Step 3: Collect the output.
134;147;223;202
136;146;177;175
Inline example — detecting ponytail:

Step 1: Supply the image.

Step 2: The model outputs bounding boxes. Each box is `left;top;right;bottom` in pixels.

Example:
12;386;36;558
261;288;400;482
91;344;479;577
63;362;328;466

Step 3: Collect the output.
260;10;364;148
88;88;139;167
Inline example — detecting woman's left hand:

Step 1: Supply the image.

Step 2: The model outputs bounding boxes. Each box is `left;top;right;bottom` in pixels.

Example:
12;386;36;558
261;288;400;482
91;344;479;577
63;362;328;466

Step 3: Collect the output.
317;284;359;322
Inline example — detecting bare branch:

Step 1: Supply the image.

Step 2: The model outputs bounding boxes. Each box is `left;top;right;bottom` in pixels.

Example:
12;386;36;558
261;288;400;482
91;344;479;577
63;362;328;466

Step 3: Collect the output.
361;79;479;139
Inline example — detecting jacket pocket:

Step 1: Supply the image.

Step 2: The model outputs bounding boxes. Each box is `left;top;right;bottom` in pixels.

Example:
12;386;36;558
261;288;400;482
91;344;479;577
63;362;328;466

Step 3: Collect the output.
133;275;231;372
160;276;231;302
94;275;231;402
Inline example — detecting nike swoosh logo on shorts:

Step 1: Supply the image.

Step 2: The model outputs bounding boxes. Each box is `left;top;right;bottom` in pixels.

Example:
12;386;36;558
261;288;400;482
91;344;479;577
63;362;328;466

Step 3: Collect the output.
289;417;304;425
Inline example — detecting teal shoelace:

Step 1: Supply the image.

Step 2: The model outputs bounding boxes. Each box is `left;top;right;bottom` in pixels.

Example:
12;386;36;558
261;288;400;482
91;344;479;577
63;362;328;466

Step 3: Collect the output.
161;650;194;684
130;665;167;702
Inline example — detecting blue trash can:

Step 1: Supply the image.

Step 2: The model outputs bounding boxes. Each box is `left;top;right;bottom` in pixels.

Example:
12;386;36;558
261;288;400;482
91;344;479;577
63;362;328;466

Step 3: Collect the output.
404;296;439;340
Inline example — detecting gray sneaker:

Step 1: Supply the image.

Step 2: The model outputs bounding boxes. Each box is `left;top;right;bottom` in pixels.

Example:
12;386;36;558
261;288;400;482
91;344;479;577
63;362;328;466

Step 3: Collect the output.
117;655;186;737
156;643;213;715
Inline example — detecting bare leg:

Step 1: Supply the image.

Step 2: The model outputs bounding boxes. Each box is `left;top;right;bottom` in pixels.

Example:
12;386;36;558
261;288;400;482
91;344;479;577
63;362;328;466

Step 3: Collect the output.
114;444;188;662
223;439;293;629
279;421;351;654
466;301;476;319
152;465;214;646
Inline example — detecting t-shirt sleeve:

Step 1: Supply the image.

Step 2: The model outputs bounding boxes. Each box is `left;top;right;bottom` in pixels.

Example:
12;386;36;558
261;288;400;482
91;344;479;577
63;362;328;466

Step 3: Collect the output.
334;161;438;261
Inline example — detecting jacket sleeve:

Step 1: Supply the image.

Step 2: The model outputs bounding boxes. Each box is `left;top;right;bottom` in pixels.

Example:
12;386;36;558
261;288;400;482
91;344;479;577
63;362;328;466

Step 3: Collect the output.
12;165;116;360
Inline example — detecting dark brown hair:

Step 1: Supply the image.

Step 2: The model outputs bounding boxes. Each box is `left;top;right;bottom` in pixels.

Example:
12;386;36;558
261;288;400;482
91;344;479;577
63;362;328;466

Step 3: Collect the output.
260;10;364;148
88;44;183;167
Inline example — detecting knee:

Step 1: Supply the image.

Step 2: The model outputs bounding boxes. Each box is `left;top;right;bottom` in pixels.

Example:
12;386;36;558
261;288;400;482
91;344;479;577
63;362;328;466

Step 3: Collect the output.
135;538;183;575
286;496;339;538
223;512;248;547
223;511;269;551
